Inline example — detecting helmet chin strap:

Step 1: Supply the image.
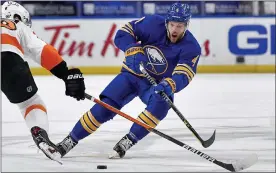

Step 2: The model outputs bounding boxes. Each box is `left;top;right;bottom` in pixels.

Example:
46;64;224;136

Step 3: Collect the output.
165;22;171;41
180;21;189;39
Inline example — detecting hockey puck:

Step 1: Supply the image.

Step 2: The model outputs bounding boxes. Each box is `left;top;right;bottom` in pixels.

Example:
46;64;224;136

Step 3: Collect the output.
97;165;107;169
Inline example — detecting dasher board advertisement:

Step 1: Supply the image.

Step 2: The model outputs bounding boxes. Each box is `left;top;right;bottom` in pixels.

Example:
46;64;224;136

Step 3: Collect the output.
26;18;275;73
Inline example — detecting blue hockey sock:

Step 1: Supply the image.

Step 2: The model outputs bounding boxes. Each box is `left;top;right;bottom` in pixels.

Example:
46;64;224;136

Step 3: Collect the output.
129;110;160;141
129;124;149;141
69;97;120;142
70;110;101;142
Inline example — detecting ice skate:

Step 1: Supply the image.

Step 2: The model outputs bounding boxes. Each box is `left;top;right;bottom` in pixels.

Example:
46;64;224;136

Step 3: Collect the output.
57;134;78;157
31;126;62;164
109;134;136;159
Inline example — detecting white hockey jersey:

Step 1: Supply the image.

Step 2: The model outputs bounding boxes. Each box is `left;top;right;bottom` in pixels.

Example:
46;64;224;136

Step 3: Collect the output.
1;18;63;71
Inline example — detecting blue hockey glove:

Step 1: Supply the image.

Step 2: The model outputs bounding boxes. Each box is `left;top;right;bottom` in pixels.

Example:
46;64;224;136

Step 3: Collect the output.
153;78;176;96
124;43;148;74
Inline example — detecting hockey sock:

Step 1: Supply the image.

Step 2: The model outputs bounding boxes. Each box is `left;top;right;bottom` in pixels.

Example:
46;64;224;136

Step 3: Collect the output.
17;93;49;132
129;110;160;141
70;110;101;142
69;97;121;142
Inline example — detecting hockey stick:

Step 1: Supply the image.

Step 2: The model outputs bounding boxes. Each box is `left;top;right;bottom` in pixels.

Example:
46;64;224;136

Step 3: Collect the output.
139;64;216;148
84;93;258;172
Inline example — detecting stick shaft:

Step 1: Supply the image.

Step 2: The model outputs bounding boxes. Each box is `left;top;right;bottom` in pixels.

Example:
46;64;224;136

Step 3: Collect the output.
140;66;207;145
84;93;233;172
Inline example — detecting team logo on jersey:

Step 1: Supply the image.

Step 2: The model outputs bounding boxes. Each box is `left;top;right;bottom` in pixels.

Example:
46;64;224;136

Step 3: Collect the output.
143;45;168;75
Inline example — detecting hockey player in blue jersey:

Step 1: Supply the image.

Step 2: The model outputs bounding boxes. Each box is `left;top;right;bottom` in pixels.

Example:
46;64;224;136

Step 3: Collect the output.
57;2;201;158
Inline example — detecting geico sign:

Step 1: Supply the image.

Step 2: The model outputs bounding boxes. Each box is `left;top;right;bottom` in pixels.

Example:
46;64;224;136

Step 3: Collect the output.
228;24;275;55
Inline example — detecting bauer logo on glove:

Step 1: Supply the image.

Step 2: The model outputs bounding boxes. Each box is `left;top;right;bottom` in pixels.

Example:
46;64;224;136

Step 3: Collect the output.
64;68;85;101
67;74;83;80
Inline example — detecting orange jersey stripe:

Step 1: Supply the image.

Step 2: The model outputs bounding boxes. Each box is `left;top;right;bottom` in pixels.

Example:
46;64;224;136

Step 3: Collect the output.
41;44;63;70
1;34;24;54
24;104;47;119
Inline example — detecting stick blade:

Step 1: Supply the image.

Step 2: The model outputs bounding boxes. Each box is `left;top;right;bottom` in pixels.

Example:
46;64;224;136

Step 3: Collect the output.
232;154;258;172
202;130;216;148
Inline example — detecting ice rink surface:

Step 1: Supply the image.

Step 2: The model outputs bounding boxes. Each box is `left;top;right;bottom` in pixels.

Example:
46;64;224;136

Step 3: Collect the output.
2;74;275;172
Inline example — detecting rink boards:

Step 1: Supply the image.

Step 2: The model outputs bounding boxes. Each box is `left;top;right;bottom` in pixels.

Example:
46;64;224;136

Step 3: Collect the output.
26;17;275;74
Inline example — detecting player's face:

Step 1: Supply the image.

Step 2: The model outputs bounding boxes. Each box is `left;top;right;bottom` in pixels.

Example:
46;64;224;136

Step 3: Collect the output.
167;21;187;43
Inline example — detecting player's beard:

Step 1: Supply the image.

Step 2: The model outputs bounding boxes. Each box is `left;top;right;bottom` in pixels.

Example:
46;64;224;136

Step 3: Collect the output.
168;32;183;43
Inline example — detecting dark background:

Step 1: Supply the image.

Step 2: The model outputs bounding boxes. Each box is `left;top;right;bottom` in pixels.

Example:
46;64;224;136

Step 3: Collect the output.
1;1;275;18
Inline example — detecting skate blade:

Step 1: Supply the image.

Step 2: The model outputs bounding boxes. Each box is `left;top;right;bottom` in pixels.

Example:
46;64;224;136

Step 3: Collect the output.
108;151;121;159
39;142;63;165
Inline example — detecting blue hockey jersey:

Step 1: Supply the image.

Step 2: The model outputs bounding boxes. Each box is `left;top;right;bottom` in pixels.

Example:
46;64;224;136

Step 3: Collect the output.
114;15;201;93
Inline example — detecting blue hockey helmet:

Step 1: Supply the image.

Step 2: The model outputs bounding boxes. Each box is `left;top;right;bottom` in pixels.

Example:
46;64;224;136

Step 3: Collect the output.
166;2;191;24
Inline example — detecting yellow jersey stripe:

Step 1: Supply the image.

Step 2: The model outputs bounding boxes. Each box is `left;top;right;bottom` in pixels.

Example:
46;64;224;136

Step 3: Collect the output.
119;28;135;37
123;25;135;37
126;22;134;31
177;64;195;76
172;71;192;82
175;65;194;77
122;26;135;37
174;66;194;79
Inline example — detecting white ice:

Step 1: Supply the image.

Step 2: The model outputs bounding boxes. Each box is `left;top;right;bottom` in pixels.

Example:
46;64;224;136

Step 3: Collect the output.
1;74;275;172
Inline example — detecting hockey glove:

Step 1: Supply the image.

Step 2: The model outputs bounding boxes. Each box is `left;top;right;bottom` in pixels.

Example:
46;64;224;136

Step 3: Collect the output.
49;61;85;101
124;43;148;74
64;68;85;101
153;78;176;96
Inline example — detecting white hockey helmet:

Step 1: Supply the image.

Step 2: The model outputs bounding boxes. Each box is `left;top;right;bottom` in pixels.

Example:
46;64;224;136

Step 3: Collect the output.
2;1;32;27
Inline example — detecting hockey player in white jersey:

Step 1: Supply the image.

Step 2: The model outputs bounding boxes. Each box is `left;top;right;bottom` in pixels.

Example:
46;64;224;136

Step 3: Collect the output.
1;1;86;162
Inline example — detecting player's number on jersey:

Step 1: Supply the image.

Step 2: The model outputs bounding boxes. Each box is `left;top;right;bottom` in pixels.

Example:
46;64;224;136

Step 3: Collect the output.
1;19;17;30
